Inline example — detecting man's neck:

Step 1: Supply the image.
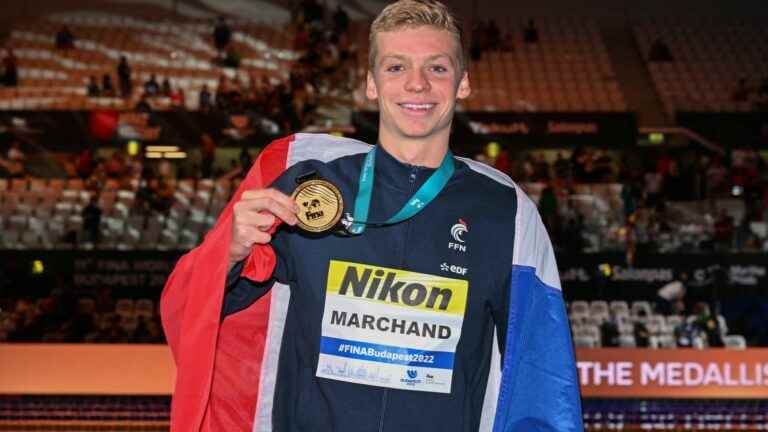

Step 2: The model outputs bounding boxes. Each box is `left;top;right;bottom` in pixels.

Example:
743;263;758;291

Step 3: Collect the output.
378;132;449;168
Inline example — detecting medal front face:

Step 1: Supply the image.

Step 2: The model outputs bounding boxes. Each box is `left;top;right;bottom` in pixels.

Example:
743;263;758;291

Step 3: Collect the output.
292;179;344;233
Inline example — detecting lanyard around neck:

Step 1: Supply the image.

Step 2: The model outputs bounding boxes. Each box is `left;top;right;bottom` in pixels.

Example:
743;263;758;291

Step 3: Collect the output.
348;146;454;235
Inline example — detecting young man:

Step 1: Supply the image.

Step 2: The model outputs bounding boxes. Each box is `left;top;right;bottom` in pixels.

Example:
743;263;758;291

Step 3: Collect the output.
162;1;582;431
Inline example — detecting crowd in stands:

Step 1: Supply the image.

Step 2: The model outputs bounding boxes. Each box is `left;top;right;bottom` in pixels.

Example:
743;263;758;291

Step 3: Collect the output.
1;290;164;344
67;1;359;135
571;288;746;350
476;144;768;254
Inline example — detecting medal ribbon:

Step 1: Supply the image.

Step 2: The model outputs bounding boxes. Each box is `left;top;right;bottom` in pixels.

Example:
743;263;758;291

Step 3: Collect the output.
348;146;454;235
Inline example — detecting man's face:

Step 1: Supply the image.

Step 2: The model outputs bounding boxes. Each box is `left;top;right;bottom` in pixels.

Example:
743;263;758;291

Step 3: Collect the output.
367;26;471;143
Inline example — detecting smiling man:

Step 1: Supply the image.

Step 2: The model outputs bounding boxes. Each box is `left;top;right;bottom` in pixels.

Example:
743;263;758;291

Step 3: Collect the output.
162;1;583;431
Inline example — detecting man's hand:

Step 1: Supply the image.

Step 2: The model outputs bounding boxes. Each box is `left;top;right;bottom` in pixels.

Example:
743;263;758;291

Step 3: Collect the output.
229;188;299;269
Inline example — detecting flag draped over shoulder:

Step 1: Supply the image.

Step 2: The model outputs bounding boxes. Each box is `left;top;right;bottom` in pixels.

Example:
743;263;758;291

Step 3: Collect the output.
161;134;583;432
161;135;292;432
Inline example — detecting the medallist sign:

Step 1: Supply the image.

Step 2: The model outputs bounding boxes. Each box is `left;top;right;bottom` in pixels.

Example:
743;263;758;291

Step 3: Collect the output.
317;260;468;393
577;348;768;398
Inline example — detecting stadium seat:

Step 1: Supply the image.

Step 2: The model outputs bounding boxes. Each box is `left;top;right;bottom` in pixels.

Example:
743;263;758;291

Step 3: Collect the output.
618;334;636;348
631;301;653;321
723;335;747;350
609;301;630;317
135;299;155;319
115;299;135;318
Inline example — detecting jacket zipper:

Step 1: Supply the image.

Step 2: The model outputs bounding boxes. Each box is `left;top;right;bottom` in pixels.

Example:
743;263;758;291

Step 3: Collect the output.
378;166;419;432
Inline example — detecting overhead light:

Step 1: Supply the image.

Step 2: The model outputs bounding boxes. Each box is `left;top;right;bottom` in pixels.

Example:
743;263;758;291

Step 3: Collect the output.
164;151;188;159
146;152;162;159
649;133;665;144
127;140;140;156
146;145;180;152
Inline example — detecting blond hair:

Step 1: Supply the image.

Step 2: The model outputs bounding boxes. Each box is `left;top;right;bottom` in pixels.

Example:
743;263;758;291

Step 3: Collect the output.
368;0;465;73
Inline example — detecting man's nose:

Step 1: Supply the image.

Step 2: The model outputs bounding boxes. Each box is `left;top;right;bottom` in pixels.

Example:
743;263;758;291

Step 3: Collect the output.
404;68;430;92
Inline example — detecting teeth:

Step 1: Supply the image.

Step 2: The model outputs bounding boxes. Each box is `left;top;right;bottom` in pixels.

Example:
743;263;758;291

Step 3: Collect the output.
400;103;434;110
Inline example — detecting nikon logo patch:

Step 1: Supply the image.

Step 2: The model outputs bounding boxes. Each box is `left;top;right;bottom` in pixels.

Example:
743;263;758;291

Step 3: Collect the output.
326;261;468;315
318;260;468;393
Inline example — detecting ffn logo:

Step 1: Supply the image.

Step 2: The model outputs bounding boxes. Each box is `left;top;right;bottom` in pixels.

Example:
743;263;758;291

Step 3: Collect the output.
448;219;468;252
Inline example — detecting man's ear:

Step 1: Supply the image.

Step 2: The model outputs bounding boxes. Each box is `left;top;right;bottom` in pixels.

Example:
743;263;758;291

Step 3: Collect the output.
366;71;378;100
456;71;471;100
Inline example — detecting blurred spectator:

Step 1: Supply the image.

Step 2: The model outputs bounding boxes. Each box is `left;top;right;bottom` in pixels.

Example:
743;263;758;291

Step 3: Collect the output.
200;133;216;178
104;151;126;179
649;37;673;62
101;74;116;97
523;19;539;44
135;96;152;113
333;5;349;35
117;56;132;97
664;160;687;200
143;74;160;96
539;182;559;239
55;26;75;49
161;78;172;97
301;0;324;25
75;148;95;179
656;273;687;315
215;75;231;109
152;178;174;212
86;75;100;97
494;150;510;175
239;145;253;174
170;86;186;109
213;16;232;55
621;181;638;220
600;313;620;347
7;140;25;165
2;140;25;177
634;319;650;347
554;153;571;181
692;302;724;347
643;169;663;207
82;196;102;244
714;209;734;251
2;48;18;87
199;84;213;111
221;48;242;69
705;156;728;197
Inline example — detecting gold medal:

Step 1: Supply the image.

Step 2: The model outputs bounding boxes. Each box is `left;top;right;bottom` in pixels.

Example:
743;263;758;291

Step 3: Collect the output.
291;179;344;233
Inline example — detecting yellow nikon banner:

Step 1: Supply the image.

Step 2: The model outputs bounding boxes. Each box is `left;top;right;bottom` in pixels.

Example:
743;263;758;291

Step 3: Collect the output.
576;348;768;398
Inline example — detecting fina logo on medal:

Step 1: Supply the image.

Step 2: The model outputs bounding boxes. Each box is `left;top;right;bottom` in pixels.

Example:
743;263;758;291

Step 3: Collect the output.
292;179;343;233
448;219;468;253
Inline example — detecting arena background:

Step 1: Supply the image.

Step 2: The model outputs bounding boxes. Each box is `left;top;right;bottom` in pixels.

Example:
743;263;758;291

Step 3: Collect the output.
0;0;767;430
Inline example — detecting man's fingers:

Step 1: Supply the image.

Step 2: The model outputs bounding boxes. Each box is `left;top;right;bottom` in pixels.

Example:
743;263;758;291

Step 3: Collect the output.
238;189;299;225
242;188;299;213
238;197;298;225
233;224;272;247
